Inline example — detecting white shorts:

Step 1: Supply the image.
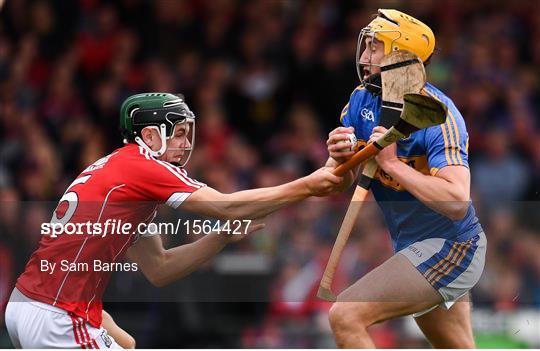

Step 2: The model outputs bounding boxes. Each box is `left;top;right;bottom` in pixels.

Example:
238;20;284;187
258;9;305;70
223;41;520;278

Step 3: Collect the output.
5;288;121;349
399;232;487;317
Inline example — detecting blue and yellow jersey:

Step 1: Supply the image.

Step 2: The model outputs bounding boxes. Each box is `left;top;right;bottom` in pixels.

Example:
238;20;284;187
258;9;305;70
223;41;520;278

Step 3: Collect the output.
340;82;483;251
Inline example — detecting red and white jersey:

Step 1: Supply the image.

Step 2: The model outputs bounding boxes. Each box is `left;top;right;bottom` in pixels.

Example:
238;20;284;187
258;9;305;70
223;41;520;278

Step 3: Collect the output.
16;144;205;328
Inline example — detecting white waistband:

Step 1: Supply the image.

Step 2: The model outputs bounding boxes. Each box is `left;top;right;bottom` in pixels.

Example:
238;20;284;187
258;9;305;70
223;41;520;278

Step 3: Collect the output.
9;288;68;315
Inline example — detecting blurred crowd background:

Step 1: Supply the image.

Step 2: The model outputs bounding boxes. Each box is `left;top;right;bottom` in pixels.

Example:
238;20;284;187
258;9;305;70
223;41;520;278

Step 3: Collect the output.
1;0;540;348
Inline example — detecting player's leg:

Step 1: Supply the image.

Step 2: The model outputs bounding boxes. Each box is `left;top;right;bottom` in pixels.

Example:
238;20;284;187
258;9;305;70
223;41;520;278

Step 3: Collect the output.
414;294;475;348
411;232;486;348
328;253;443;348
5;289;95;348
5;288;126;349
102;310;136;349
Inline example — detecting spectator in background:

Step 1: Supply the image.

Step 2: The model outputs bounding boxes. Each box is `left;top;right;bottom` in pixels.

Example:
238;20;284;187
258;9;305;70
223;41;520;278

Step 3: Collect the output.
0;0;539;348
472;127;529;212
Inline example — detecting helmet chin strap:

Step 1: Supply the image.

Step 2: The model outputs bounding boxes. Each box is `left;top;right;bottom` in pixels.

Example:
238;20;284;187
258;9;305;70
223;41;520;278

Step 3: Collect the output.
134;123;168;158
364;72;382;96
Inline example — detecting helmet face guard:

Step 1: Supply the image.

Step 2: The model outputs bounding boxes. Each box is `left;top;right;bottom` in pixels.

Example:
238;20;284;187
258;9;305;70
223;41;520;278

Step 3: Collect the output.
356;28;380;92
165;118;195;167
356;27;401;91
120;93;196;167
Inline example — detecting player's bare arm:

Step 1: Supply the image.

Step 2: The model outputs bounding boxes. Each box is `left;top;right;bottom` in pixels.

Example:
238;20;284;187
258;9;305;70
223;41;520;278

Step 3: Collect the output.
127;222;265;287
181;168;343;220
370;126;470;220
133;96;345;220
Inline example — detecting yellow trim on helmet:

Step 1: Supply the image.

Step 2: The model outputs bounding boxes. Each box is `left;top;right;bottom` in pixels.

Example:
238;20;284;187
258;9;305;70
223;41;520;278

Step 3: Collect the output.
366;9;435;62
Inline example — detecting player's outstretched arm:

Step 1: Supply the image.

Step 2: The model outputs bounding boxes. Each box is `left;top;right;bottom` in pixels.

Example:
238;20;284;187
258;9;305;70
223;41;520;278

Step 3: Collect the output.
126;222;265;287
101;310;136;349
181;167;344;220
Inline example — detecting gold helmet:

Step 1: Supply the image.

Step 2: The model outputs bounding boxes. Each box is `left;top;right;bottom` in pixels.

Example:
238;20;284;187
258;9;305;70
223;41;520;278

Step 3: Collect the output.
357;9;435;87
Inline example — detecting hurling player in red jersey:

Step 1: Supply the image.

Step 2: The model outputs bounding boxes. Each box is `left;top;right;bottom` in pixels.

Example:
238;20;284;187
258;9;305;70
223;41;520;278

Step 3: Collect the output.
5;93;345;349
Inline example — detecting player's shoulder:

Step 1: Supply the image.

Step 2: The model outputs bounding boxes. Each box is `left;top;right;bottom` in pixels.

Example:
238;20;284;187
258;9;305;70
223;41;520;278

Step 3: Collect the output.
422;83;463;121
79;144;160;181
115;144;171;174
120;144;205;187
422;82;467;132
349;84;372;102
80;144;139;173
341;84;378;122
110;144;157;167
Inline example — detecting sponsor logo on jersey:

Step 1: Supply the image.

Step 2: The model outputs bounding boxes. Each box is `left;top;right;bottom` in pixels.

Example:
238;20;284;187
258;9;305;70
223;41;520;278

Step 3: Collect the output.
360;108;375;122
356;139;368;151
100;330;113;348
376;155;430;191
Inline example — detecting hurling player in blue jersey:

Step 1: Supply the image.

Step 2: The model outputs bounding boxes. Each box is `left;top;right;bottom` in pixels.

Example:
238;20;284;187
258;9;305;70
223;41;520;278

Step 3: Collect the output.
325;9;486;348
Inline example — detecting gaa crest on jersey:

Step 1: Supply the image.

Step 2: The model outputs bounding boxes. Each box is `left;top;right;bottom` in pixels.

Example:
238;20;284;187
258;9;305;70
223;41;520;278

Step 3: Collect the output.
360;108;375;122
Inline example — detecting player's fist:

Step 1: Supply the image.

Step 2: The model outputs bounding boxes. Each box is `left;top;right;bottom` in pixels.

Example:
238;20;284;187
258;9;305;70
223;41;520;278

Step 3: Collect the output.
304;167;345;197
370;126;398;169
327;127;357;164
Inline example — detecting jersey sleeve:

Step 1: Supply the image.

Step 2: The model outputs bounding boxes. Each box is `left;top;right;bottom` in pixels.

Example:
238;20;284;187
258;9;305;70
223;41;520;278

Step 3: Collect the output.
129;156;206;208
340;102;351;127
425;104;470;175
340;86;364;128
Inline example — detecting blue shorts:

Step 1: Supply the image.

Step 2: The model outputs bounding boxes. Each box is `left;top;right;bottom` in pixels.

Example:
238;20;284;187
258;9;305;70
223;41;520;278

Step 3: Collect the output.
399;232;487;315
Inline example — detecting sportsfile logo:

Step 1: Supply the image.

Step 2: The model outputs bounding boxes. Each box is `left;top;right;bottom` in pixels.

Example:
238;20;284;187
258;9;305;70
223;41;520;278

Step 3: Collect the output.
41;219;253;238
41;219;133;238
361;108;375;122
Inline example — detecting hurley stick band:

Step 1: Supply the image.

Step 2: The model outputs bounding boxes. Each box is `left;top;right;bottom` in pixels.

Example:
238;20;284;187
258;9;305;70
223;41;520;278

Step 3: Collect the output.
381;58;421;72
357;161;379;190
381;101;404;110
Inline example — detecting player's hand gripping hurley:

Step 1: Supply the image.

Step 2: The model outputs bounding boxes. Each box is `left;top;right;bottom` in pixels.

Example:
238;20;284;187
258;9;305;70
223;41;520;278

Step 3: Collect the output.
317;51;448;301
